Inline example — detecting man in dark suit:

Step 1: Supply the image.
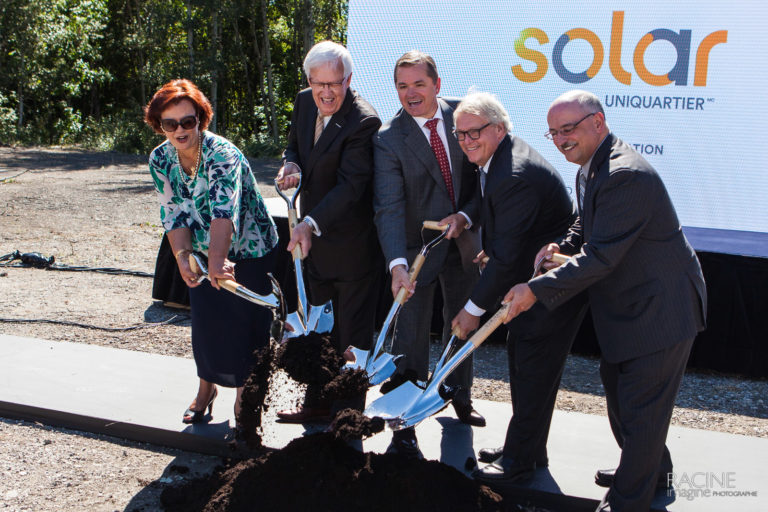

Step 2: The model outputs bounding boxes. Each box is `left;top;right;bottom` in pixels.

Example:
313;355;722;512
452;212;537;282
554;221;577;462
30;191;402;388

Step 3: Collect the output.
449;92;587;482
502;90;707;511
276;40;383;422
373;51;485;456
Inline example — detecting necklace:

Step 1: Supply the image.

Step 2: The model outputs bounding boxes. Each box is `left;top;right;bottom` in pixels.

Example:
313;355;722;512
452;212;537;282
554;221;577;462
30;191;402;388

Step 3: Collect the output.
179;132;202;180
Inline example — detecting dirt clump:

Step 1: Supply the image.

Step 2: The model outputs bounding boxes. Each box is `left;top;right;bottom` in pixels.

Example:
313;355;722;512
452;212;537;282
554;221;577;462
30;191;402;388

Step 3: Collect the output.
236;343;276;450
329;408;385;442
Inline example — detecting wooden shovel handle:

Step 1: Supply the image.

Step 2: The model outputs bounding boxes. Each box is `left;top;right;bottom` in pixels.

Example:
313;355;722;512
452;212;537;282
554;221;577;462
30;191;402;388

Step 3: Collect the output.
286;209;305;260
394;252;427;305
470;304;509;348
188;253;241;293
422;220;448;231
188;253;202;274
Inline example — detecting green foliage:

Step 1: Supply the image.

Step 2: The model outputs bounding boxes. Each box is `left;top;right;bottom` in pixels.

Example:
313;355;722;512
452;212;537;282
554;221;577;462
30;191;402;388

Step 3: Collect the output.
0;92;18;141
0;0;349;155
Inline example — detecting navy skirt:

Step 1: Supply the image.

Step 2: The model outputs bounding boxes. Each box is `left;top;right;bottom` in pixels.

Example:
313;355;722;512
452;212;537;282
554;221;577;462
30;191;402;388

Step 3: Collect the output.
188;250;276;387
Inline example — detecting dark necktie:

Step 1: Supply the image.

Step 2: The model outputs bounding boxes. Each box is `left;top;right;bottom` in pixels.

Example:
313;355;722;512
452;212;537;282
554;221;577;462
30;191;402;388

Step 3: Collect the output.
577;166;586;211
425;118;455;209
479;167;487;197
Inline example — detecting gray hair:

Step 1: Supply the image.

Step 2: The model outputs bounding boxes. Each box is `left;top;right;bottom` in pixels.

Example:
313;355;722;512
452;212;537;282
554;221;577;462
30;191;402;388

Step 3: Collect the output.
550;90;605;116
455;91;512;133
303;41;353;80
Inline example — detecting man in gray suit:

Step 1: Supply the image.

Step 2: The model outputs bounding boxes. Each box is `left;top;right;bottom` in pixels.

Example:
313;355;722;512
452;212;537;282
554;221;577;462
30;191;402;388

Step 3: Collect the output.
373;51;484;456
502;90;707;512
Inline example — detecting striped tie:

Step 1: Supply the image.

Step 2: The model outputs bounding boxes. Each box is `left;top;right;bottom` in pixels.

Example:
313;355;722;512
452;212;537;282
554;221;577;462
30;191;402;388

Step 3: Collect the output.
314;115;324;146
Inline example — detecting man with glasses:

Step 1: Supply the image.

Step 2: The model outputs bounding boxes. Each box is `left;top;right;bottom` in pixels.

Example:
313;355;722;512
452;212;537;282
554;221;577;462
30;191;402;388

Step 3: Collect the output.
373;51;485;457
276;40;384;422
449;92;587;485
501;90;706;511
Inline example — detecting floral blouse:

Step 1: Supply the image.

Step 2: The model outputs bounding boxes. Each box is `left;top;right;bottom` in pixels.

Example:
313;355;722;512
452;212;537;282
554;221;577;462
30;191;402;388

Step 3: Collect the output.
148;131;278;259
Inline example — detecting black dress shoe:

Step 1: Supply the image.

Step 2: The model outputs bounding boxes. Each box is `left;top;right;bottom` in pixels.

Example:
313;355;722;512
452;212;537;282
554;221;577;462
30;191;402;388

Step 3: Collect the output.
453;402;486;427
385;427;423;460
478;447;549;467
595;468;672;490
478;446;503;463
472;457;534;484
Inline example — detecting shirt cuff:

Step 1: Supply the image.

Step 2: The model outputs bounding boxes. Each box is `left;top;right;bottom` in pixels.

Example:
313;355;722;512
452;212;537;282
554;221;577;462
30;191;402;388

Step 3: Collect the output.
303;216;321;236
389;257;408;273
463;299;485;316
458;210;472;229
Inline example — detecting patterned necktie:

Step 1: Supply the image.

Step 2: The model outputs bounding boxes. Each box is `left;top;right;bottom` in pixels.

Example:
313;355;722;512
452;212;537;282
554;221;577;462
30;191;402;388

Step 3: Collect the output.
577;166;586;211
314;114;324;146
425;118;455;209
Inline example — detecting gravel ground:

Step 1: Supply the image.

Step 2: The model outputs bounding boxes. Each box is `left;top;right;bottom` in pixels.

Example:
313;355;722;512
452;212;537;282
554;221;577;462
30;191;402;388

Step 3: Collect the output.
0;146;766;511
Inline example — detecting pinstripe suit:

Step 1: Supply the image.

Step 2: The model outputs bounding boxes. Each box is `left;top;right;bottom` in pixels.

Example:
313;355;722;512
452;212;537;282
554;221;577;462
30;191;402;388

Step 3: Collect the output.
373;98;481;403
529;134;707;511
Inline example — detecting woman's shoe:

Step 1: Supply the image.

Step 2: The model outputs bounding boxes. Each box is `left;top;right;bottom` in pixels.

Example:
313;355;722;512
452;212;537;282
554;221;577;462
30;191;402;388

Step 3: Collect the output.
182;387;217;424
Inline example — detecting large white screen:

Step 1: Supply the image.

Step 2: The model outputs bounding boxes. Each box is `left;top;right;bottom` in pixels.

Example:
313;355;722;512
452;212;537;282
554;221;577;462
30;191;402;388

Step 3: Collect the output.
348;0;768;235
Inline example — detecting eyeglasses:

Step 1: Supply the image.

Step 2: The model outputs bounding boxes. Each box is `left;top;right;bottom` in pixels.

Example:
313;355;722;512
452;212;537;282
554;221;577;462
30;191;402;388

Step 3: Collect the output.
453;123;492;141
160;115;198;132
308;78;346;90
545;112;596;140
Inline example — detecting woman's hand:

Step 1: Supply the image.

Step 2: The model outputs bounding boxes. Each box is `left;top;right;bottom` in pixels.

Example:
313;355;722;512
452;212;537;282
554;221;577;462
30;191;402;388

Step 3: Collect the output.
175;249;202;288
206;256;236;290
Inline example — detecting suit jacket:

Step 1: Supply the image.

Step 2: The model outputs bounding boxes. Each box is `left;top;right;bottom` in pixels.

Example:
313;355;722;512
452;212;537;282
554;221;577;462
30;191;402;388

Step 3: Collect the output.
529;134;707;363
373;98;481;285
283;88;382;281
471;134;576;311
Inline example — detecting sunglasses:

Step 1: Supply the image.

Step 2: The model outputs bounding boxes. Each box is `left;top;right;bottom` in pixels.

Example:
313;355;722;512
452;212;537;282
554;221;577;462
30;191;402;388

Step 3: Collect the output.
160;115;197;132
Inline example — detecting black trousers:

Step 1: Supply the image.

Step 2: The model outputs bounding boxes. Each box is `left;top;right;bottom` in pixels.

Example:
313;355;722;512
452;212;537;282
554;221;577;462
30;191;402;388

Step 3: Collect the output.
502;294;588;464
600;336;694;512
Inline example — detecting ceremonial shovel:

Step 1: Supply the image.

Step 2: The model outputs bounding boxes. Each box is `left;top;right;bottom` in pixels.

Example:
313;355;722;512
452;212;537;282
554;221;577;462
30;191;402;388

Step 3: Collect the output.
343;221;450;385
188;252;286;340
364;252;574;429
364;303;509;429
274;177;334;339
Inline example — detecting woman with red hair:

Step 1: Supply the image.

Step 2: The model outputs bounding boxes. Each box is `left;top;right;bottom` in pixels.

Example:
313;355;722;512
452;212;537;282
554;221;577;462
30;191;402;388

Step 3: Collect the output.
144;79;278;430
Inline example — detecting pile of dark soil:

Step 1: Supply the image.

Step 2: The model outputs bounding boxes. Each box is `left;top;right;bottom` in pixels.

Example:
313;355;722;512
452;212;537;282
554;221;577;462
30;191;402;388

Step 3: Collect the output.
161;431;509;512
161;332;512;511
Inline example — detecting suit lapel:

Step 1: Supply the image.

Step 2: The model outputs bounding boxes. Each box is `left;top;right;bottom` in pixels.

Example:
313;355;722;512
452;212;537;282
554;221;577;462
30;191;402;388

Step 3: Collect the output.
582;134;615;237
482;135;512;236
401;112;447;191
299;90;316;166
305;89;354;177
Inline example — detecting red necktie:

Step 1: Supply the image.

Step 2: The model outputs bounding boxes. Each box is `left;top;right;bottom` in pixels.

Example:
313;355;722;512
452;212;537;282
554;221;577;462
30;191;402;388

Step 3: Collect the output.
425;118;455;209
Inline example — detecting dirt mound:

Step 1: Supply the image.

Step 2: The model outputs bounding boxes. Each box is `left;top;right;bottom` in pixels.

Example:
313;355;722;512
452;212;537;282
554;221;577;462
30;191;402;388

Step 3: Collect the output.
161;331;512;511
161;432;508;512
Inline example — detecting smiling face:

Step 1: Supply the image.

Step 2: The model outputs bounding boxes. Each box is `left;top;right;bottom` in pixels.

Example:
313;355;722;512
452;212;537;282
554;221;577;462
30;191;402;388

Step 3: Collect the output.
160;99;199;154
309;61;351;117
546;101;606;167
454;112;506;168
395;63;441;119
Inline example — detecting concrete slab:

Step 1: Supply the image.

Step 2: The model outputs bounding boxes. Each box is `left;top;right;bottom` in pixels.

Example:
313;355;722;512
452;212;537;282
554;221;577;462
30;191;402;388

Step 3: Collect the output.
1;334;766;511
